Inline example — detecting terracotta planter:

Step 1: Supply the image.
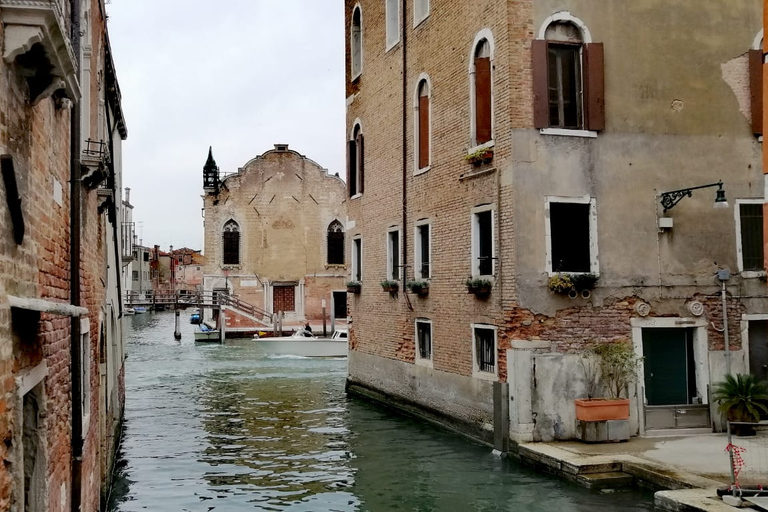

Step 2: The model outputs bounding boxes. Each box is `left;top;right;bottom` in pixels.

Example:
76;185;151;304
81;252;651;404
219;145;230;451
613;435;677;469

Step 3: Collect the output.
575;398;630;421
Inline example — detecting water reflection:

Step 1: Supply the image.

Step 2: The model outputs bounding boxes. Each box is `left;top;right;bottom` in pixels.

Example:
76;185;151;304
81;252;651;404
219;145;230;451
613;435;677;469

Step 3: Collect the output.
110;312;654;511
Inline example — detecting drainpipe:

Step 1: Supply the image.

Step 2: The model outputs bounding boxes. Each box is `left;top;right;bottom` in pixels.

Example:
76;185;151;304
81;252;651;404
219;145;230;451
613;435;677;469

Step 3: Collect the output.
104;88;123;318
69;0;83;509
401;0;408;294
719;270;731;376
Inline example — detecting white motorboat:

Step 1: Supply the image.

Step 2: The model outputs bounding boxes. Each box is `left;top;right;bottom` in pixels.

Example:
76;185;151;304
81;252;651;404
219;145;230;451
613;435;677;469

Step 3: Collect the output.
194;324;220;342
252;329;347;357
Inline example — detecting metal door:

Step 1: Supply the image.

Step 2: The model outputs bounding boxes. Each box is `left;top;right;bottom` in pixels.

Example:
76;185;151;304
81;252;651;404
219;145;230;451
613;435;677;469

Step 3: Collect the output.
749;320;768;382
273;285;295;313
643;328;689;405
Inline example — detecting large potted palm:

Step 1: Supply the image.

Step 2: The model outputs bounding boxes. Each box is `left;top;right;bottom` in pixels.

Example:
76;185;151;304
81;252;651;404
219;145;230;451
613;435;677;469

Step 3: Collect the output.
713;374;768;436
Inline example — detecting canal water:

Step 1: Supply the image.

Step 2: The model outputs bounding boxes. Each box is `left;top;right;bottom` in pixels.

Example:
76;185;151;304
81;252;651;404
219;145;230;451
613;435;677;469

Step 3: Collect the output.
109;311;655;511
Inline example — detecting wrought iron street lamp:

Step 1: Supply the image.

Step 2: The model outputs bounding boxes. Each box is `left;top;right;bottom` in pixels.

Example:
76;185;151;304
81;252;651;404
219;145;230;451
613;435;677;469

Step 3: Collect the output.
659;181;728;213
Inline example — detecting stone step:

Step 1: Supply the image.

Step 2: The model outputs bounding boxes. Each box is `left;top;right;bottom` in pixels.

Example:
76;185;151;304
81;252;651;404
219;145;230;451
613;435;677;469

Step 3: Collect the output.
644;428;713;438
577;471;634;490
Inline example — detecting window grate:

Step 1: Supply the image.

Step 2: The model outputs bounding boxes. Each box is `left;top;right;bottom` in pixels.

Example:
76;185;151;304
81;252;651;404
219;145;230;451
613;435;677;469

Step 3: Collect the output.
475;328;495;373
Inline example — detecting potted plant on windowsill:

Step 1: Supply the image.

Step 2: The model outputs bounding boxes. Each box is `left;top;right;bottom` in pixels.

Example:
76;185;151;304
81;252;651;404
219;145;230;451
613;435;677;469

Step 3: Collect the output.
576;341;641;441
465;277;492;298
346;281;362;294
465;147;494;165
380;280;399;293
406;280;429;297
712;374;768;437
548;273;598;299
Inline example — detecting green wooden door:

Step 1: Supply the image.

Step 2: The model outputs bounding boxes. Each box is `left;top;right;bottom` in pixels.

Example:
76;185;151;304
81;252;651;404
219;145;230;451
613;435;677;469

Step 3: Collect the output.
643;328;689;405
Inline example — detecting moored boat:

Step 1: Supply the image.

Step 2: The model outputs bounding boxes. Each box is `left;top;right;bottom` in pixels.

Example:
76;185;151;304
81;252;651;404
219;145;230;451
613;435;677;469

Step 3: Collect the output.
252;329;347;357
194;324;220;342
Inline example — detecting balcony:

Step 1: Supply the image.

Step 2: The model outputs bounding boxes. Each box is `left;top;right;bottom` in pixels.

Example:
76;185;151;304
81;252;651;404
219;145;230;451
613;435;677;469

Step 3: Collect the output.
121;222;135;262
1;0;80;104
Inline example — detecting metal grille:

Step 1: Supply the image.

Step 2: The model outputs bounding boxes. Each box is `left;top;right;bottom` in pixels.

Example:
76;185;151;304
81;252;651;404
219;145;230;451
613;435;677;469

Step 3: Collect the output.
475;327;495;373
741;204;764;271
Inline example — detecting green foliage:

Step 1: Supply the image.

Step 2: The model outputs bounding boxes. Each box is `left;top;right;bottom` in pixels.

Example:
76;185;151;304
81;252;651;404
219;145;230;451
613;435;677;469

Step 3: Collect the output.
464;147;494;163
712;374;768;423
549;273;598;294
380;280;399;291
465;277;492;289
346;280;361;288
581;341;642;400
571;273;598;290
406;280;429;294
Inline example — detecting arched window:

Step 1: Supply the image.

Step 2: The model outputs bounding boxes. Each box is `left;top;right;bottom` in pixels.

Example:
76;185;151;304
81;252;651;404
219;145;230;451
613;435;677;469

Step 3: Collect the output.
472;38;492;146
222;220;240;265
327;220;345;265
351;5;363;79
415;77;431;171
533;13;603;131
347;123;364;196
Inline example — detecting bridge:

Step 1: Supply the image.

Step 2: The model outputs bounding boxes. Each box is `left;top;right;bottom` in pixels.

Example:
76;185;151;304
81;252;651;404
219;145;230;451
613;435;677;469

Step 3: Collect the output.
124;290;272;325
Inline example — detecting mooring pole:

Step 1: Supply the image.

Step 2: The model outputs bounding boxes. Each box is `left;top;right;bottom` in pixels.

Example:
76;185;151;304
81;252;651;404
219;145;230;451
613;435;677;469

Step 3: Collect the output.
174;309;181;340
219;307;226;343
322;298;327;337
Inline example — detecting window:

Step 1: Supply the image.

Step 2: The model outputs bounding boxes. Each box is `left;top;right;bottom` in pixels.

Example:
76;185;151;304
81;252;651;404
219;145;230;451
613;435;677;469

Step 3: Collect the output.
471;206;495;277
414;77;431;171
471;37;493;146
351;5;363;79
533;14;604;132
546;197;598;275
143;251;149;262
352;237;363;281
222;220;240;265
132;270;138;281
416;319;432;364
737;201;764;272
327;220;345;265
414;0;429;26
81;327;91;422
387;228;401;280
750;47;763;136
415;221;431;279
347;123;364;197
386;0;399;49
472;324;497;378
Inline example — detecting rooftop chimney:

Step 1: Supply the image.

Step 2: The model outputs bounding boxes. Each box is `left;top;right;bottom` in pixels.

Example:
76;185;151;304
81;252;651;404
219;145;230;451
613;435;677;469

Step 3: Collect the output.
274;144;289;152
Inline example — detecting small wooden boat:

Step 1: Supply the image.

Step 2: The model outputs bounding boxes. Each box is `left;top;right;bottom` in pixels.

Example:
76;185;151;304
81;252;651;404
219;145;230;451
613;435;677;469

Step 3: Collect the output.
189;309;201;324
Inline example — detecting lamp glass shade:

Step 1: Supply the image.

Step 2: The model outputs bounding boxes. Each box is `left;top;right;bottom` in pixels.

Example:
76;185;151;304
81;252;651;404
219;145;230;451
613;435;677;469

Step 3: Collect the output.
713;188;728;209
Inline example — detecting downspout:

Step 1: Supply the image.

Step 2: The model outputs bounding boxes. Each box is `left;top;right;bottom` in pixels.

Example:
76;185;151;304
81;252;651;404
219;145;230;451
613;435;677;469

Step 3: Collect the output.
401;0;410;310
69;0;83;510
104;88;123;318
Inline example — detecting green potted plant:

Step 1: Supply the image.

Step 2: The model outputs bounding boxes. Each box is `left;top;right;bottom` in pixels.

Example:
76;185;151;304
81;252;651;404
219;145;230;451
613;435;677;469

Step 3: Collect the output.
465;277;492;297
406;280;429;297
548;273;598;299
576;341;641;424
346;281;362;294
380;280;399;293
713;374;768;436
464;147;494;165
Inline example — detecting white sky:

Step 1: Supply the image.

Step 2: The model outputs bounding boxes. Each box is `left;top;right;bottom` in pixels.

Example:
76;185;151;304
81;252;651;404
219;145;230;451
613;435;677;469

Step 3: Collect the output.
107;1;345;252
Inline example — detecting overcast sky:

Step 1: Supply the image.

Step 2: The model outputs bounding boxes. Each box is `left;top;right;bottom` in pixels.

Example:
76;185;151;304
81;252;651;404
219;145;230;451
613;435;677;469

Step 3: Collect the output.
107;1;345;252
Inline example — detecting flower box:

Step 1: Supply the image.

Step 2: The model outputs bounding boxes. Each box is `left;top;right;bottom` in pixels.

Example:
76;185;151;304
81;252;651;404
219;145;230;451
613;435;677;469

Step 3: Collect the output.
380;280;399;293
406;280;429;297
575;398;630;422
465;278;492;298
465;148;494;165
347;282;361;294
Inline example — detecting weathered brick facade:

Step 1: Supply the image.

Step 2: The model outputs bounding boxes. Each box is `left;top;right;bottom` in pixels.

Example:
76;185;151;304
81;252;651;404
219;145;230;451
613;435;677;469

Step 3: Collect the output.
346;0;765;443
202;145;347;329
0;0;127;509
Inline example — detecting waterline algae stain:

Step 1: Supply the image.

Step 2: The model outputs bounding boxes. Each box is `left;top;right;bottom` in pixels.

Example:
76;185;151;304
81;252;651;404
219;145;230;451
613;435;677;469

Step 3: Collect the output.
110;312;653;511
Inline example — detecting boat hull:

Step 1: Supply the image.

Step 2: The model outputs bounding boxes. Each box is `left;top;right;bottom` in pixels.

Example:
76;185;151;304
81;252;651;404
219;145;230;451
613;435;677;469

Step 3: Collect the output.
194;330;220;342
253;339;347;358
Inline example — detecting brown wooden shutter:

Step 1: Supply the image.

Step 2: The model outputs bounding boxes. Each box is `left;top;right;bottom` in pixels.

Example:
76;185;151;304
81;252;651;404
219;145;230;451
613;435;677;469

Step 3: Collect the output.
475;57;492;144
418;94;429;168
584;43;605;132
358;134;364;194
750;49;763;136
347;139;356;197
532;39;549;129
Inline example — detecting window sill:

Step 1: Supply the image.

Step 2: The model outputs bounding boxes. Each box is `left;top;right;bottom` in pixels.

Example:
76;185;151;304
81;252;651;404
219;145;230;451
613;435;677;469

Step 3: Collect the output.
350;193;363;200
547;270;600;278
467;140;495;155
414;165;430;176
351;71;362;83
385;39;400;53
540;128;598;139
413;13;429;29
415;357;433;368
741;270;766;279
472;370;498;382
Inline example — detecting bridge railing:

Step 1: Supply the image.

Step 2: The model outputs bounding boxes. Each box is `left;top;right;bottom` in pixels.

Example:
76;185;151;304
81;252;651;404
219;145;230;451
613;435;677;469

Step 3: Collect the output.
123;290;271;320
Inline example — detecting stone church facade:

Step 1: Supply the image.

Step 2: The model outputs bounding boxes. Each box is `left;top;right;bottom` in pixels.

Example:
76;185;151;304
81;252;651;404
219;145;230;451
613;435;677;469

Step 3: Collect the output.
202;144;347;330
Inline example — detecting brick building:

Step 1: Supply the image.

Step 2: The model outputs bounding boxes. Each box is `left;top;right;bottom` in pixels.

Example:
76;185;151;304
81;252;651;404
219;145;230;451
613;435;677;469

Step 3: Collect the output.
202;145;347;331
344;0;764;444
0;0;128;510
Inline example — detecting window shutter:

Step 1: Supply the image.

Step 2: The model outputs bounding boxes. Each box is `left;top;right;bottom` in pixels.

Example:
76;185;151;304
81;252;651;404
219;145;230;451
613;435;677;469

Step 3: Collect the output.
584;43;605;132
347;139;356;197
532;39;549;129
358;134;365;194
475;57;492;144
750;49;763;136
418;94;429;168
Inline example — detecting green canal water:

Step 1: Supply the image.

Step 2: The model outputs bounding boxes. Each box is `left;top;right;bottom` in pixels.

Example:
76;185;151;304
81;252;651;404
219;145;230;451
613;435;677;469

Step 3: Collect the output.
109;311;655;511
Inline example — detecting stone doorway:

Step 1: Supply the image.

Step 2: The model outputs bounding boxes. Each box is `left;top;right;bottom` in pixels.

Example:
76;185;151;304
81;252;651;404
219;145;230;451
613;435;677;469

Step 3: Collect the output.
273;285;295;313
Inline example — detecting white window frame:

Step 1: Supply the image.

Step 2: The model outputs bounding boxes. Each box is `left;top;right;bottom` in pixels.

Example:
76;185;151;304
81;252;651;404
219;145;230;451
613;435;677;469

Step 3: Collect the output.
351;4;363;80
350;120;363;199
471;323;498;380
352;236;363;282
413;73;432;175
80;317;91;433
387;227;402;280
414;219;432;280
385;0;400;51
471;204;496;278
735;198;766;278
415;318;433;367
468;29;495;152
544;196;599;276
413;0;429;28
